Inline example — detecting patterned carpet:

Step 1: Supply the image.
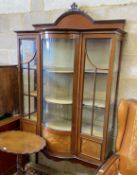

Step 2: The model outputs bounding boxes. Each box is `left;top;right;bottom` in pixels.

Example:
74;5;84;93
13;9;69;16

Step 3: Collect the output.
25;164;49;175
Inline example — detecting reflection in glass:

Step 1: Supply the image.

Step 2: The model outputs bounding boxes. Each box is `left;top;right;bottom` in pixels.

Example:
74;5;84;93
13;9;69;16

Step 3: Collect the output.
43;72;73;100
42;38;75;131
43;103;72;131
20;40;36;66
43;38;75;69
85;39;111;70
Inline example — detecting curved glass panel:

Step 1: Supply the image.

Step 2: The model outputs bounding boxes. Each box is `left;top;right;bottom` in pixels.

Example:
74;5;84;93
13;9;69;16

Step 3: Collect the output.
42;37;75;132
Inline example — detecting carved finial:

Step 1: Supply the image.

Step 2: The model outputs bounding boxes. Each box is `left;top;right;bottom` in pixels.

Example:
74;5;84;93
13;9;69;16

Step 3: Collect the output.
70;2;79;11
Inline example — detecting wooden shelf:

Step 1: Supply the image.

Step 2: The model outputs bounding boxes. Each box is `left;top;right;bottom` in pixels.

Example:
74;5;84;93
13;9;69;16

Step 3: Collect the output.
24;90;37;97
45;97;72;104
83;99;105;108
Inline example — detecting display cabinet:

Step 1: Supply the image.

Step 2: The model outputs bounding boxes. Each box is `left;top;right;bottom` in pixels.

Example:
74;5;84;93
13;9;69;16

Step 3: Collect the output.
16;3;125;166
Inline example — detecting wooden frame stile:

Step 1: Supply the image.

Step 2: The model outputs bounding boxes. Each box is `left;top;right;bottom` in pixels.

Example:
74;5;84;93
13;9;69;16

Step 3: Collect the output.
40;31;46;138
36;33;42;135
17;35;23;118
101;34;117;161
112;34;124;127
75;32;86;157
112;34;123;106
17;35;25;131
71;33;83;156
103;33;124;160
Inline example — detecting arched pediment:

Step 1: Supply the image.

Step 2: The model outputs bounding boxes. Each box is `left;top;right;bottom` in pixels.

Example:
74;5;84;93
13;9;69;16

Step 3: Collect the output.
33;3;125;31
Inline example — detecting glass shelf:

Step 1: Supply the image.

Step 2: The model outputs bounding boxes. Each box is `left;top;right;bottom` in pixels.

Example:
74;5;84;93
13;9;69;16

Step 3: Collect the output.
83;99;105;108
85;69;108;74
24;90;37;97
22;65;37;70
44;97;72;105
44;66;74;73
43;68;108;74
44;119;71;131
24;112;37;121
30;91;37;97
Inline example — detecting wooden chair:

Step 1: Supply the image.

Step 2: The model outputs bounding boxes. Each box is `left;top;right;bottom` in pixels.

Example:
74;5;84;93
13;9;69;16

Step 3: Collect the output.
96;99;137;175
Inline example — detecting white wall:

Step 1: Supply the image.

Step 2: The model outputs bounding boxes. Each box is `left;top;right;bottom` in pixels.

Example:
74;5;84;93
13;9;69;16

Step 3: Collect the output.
0;0;31;14
1;0;137;14
44;0;137;10
0;0;137;100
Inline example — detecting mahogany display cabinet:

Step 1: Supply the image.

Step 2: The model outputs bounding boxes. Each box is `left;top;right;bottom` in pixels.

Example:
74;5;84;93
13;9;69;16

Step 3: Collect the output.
16;3;125;166
0;65;19;119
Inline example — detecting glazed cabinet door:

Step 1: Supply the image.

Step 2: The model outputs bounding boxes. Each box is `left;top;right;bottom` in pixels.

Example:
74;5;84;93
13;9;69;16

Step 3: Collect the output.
42;33;79;156
78;33;121;164
18;34;40;134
